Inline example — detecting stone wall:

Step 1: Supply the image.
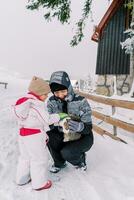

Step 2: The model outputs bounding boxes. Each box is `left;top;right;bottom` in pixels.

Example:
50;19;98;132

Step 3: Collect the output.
96;75;114;96
96;73;134;96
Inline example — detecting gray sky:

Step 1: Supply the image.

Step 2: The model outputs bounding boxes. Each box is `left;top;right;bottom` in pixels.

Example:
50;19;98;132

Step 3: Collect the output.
0;0;110;80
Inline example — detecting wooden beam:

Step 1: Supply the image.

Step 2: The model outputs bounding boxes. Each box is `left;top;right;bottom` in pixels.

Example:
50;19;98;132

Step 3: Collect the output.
76;91;134;110
93;124;127;144
91;0;124;41
92;110;134;133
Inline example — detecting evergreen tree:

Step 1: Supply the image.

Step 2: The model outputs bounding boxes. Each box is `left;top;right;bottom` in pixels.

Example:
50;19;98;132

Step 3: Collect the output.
121;0;134;97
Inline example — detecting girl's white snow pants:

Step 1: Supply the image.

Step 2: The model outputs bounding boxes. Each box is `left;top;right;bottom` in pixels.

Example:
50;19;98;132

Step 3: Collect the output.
16;132;48;189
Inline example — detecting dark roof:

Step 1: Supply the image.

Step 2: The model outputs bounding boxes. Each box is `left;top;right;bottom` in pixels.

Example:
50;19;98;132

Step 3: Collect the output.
91;0;124;42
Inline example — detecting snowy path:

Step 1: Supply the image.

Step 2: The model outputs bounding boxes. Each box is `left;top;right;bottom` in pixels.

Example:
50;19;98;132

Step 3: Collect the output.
0;79;134;200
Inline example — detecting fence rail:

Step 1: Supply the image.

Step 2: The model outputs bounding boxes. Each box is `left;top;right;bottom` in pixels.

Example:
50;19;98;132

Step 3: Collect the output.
76;91;134;143
78;91;134;110
92;110;134;133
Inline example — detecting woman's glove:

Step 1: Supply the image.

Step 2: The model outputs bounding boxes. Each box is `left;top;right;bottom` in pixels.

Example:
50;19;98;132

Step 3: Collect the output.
68;120;84;133
59;113;69;120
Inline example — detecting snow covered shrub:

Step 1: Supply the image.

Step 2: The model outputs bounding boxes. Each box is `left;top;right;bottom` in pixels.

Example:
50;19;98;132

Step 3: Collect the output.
121;22;134;54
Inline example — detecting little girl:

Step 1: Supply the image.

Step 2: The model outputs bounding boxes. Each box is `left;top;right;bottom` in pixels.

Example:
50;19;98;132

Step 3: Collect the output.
13;76;65;191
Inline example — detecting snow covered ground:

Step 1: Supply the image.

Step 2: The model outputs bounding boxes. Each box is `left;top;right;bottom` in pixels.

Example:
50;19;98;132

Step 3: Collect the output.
0;72;134;200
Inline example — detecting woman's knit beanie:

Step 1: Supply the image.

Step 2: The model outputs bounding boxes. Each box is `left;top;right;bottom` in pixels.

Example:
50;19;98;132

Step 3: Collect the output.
28;76;51;96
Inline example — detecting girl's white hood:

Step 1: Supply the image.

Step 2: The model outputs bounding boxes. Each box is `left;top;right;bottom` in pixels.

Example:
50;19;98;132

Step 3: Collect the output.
14;97;32;120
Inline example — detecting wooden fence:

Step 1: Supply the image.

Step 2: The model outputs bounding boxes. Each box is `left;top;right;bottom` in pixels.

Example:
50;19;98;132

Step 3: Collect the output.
0;82;8;89
77;91;134;144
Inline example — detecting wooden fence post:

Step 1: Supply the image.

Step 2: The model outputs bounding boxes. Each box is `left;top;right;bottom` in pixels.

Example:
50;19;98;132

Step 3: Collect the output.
5;83;8;89
112;106;117;136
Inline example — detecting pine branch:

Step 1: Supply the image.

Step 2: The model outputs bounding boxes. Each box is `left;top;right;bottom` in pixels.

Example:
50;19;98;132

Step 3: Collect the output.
26;0;92;46
27;0;71;24
70;0;92;46
124;0;134;10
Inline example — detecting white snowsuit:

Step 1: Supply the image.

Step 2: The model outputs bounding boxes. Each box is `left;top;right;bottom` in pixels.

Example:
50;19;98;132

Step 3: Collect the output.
13;93;60;189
